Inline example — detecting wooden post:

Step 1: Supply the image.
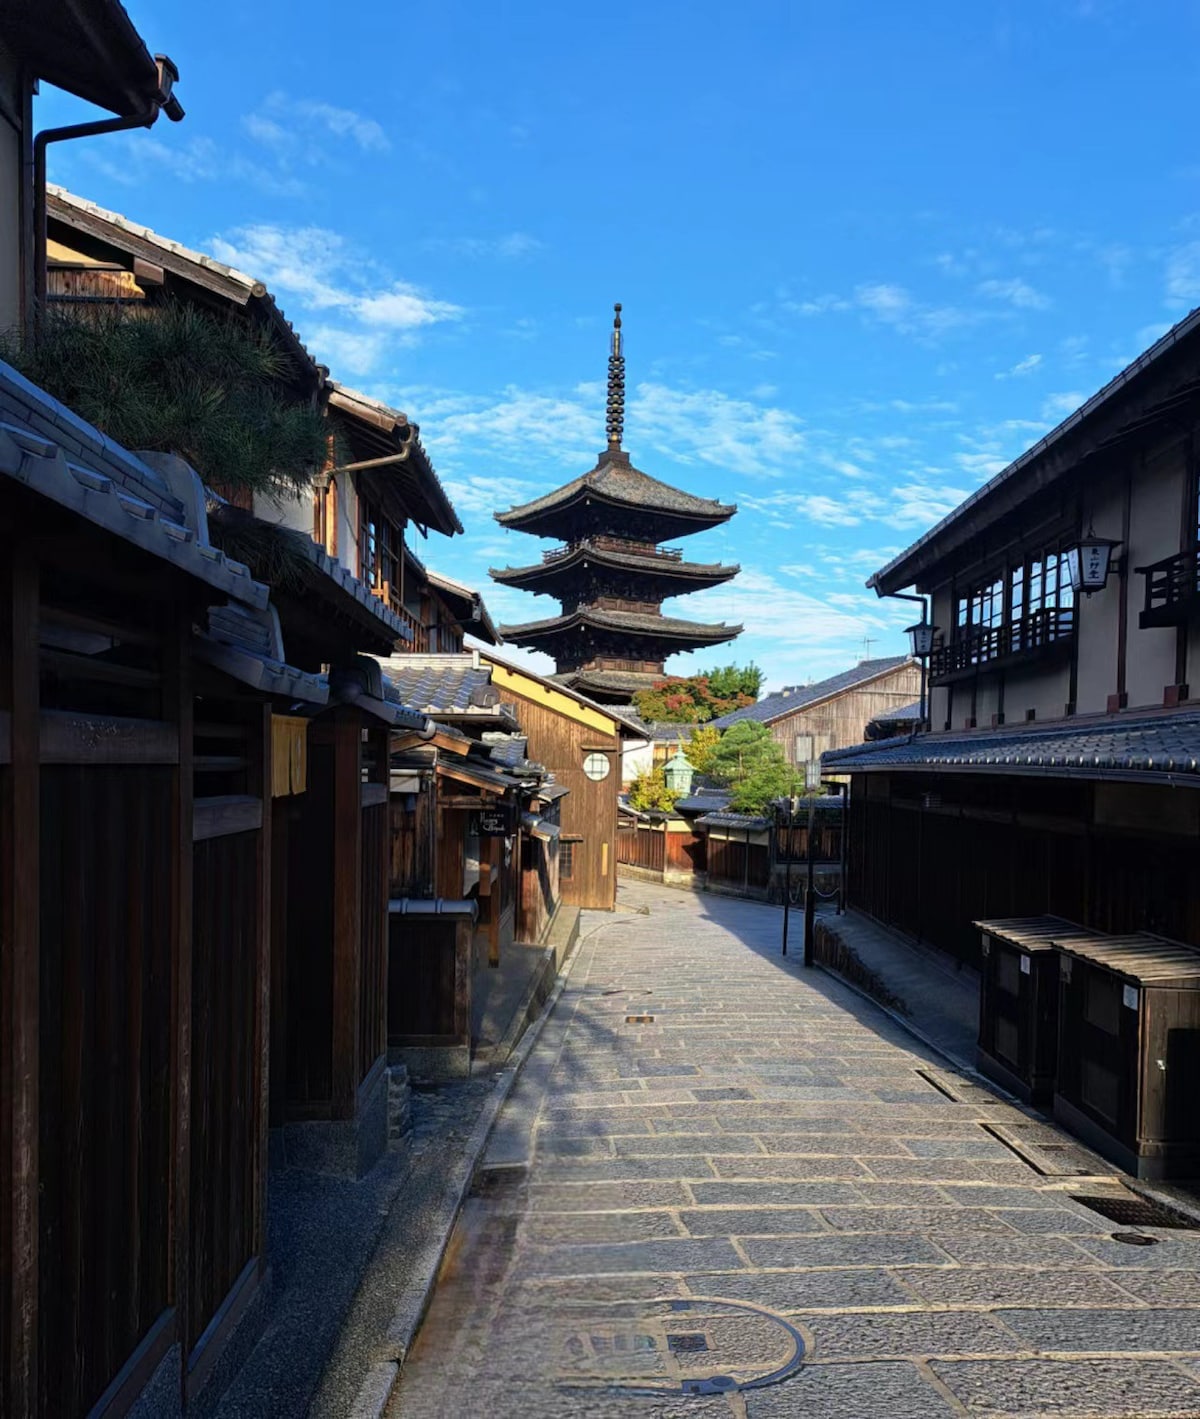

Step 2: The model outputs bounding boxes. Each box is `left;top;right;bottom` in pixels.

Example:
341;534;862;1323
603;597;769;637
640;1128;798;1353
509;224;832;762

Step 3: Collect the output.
486;832;501;968
2;542;39;1416
252;704;272;1263
330;712;362;1120
166;608;194;1397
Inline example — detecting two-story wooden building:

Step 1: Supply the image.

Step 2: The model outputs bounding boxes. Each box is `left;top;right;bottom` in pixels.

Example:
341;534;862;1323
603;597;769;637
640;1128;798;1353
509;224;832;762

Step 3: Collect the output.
713;656;921;786
827;307;1200;965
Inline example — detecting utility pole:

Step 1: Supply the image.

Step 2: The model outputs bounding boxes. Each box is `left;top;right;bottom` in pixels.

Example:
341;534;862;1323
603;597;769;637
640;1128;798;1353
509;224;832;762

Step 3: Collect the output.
803;794;817;967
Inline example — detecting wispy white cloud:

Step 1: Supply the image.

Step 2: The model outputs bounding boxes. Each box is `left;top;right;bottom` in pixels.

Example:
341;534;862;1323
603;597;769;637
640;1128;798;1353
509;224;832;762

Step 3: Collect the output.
1166;241;1200;307
210;225;462;371
423;233;545;260
977;276;1052;310
995;352;1043;378
71;133;306;198
1041;390;1086;422
243;92;390;154
630;383;806;479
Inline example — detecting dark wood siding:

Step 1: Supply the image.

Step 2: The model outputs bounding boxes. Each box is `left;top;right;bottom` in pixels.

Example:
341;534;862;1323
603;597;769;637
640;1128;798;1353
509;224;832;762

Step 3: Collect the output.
188;829;260;1355
483;674;621;910
848;772;1200;965
282;736;335;1111
37;765;174;1417
358;802;388;1085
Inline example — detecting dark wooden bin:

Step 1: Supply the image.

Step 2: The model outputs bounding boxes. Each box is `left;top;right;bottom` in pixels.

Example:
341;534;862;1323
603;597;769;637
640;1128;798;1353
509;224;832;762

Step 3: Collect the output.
1052;933;1200;1180
974;916;1091;1103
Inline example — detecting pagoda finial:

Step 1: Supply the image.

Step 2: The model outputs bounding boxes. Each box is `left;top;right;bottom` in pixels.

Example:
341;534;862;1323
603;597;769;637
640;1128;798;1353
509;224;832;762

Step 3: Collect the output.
605;302;625;450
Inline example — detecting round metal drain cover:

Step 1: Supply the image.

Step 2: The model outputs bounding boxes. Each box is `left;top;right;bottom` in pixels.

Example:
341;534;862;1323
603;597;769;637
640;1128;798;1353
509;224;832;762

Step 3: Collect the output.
554;1295;806;1397
1111;1231;1158;1246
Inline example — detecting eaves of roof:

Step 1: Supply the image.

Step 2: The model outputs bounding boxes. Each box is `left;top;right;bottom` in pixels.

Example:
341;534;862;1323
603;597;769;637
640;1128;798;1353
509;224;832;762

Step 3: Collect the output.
500;607;742;643
823;707;1200;786
46;188;325;396
869;302;1200;595
8;0;172;117
0;361;266;608
327;383;462;536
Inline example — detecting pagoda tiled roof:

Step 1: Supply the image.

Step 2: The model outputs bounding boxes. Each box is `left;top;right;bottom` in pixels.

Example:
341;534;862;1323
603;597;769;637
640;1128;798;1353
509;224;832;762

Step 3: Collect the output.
489;540;739;588
495;450;735;528
553;668;667;698
501;607;742;645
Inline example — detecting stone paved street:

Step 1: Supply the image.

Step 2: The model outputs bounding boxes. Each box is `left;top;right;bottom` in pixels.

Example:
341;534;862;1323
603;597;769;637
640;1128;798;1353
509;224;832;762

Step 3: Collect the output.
390;882;1200;1418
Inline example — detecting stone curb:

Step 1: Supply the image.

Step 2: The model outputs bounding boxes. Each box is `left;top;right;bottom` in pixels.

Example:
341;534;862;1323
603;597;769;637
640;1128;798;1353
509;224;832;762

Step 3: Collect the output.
347;921;588;1419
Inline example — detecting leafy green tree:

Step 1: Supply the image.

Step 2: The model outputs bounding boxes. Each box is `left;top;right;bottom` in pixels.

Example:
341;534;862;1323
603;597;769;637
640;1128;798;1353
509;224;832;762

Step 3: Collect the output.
683;724;721;776
627;766;679;812
4;302;331;497
706;663;764;700
728;759;807;814
709;721;778;784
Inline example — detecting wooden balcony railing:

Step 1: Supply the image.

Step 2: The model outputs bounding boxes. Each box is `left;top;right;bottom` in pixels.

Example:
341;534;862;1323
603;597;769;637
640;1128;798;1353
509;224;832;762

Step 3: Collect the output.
542;537;684;564
930;606;1076;685
378;582;429;652
1137;548;1200;629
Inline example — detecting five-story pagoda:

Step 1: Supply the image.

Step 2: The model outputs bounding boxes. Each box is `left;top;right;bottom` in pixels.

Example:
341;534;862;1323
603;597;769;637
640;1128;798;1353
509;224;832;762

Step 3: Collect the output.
491;306;741;705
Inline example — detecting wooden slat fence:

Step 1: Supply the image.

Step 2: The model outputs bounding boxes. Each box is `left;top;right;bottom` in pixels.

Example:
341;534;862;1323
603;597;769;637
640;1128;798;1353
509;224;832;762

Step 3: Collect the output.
37;765;174;1417
189;829;260;1355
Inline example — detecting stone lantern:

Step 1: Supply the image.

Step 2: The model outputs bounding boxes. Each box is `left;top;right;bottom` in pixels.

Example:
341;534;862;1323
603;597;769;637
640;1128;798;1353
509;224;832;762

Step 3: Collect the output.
663;749;695;797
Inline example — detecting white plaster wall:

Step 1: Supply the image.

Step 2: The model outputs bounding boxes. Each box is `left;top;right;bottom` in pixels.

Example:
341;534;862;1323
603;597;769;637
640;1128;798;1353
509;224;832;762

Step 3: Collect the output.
1003;664;1071;722
622;739;653;786
337;474;361;577
974;678;1001;726
1074;474;1125;715
1123;440;1185;708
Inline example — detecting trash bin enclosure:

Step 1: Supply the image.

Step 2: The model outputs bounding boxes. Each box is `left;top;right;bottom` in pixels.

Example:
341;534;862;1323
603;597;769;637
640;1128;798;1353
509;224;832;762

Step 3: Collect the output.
974;916;1090;1103
1052;933;1200;1179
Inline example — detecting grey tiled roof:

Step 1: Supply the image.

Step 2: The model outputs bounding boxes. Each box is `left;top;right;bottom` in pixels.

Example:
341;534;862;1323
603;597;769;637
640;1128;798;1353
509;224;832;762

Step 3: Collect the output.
0;361;266;607
674;789;733;814
556;668;665;697
712;657;913;728
496;451;736;525
376;654;498;714
197;603;327;703
695;810;771;830
502;607;741;642
824;708;1200;782
873;700;922;723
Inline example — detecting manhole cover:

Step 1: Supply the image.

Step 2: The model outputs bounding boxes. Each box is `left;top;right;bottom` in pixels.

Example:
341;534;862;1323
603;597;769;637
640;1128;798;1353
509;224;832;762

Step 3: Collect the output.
1073;1194;1200;1230
555;1295;805;1398
1112;1231;1159;1246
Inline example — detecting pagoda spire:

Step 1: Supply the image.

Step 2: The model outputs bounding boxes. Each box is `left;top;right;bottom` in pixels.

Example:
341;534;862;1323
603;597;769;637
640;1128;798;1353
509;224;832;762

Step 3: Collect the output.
605;302;625;451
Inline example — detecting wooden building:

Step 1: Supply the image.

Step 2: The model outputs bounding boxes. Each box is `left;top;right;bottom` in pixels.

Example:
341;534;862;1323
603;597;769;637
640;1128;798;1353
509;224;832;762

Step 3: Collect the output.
712;656;921;785
827;307;1200;1172
479;647;644;909
828;307;1200;964
491;307;741;705
42;190;483;658
0;357;292;1416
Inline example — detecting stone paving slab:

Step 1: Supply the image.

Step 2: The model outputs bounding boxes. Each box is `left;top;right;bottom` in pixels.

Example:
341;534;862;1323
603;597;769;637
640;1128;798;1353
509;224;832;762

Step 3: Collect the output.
929;1357;1200;1416
386;879;1200;1418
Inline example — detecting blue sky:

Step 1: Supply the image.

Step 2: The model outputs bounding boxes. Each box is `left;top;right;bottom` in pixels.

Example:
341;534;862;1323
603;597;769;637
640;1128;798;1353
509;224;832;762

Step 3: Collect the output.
37;0;1200;690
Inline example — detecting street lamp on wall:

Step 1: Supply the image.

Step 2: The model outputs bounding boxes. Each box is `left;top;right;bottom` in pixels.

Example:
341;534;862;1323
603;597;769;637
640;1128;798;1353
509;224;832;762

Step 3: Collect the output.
1066;529;1123;595
905;617;938;731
